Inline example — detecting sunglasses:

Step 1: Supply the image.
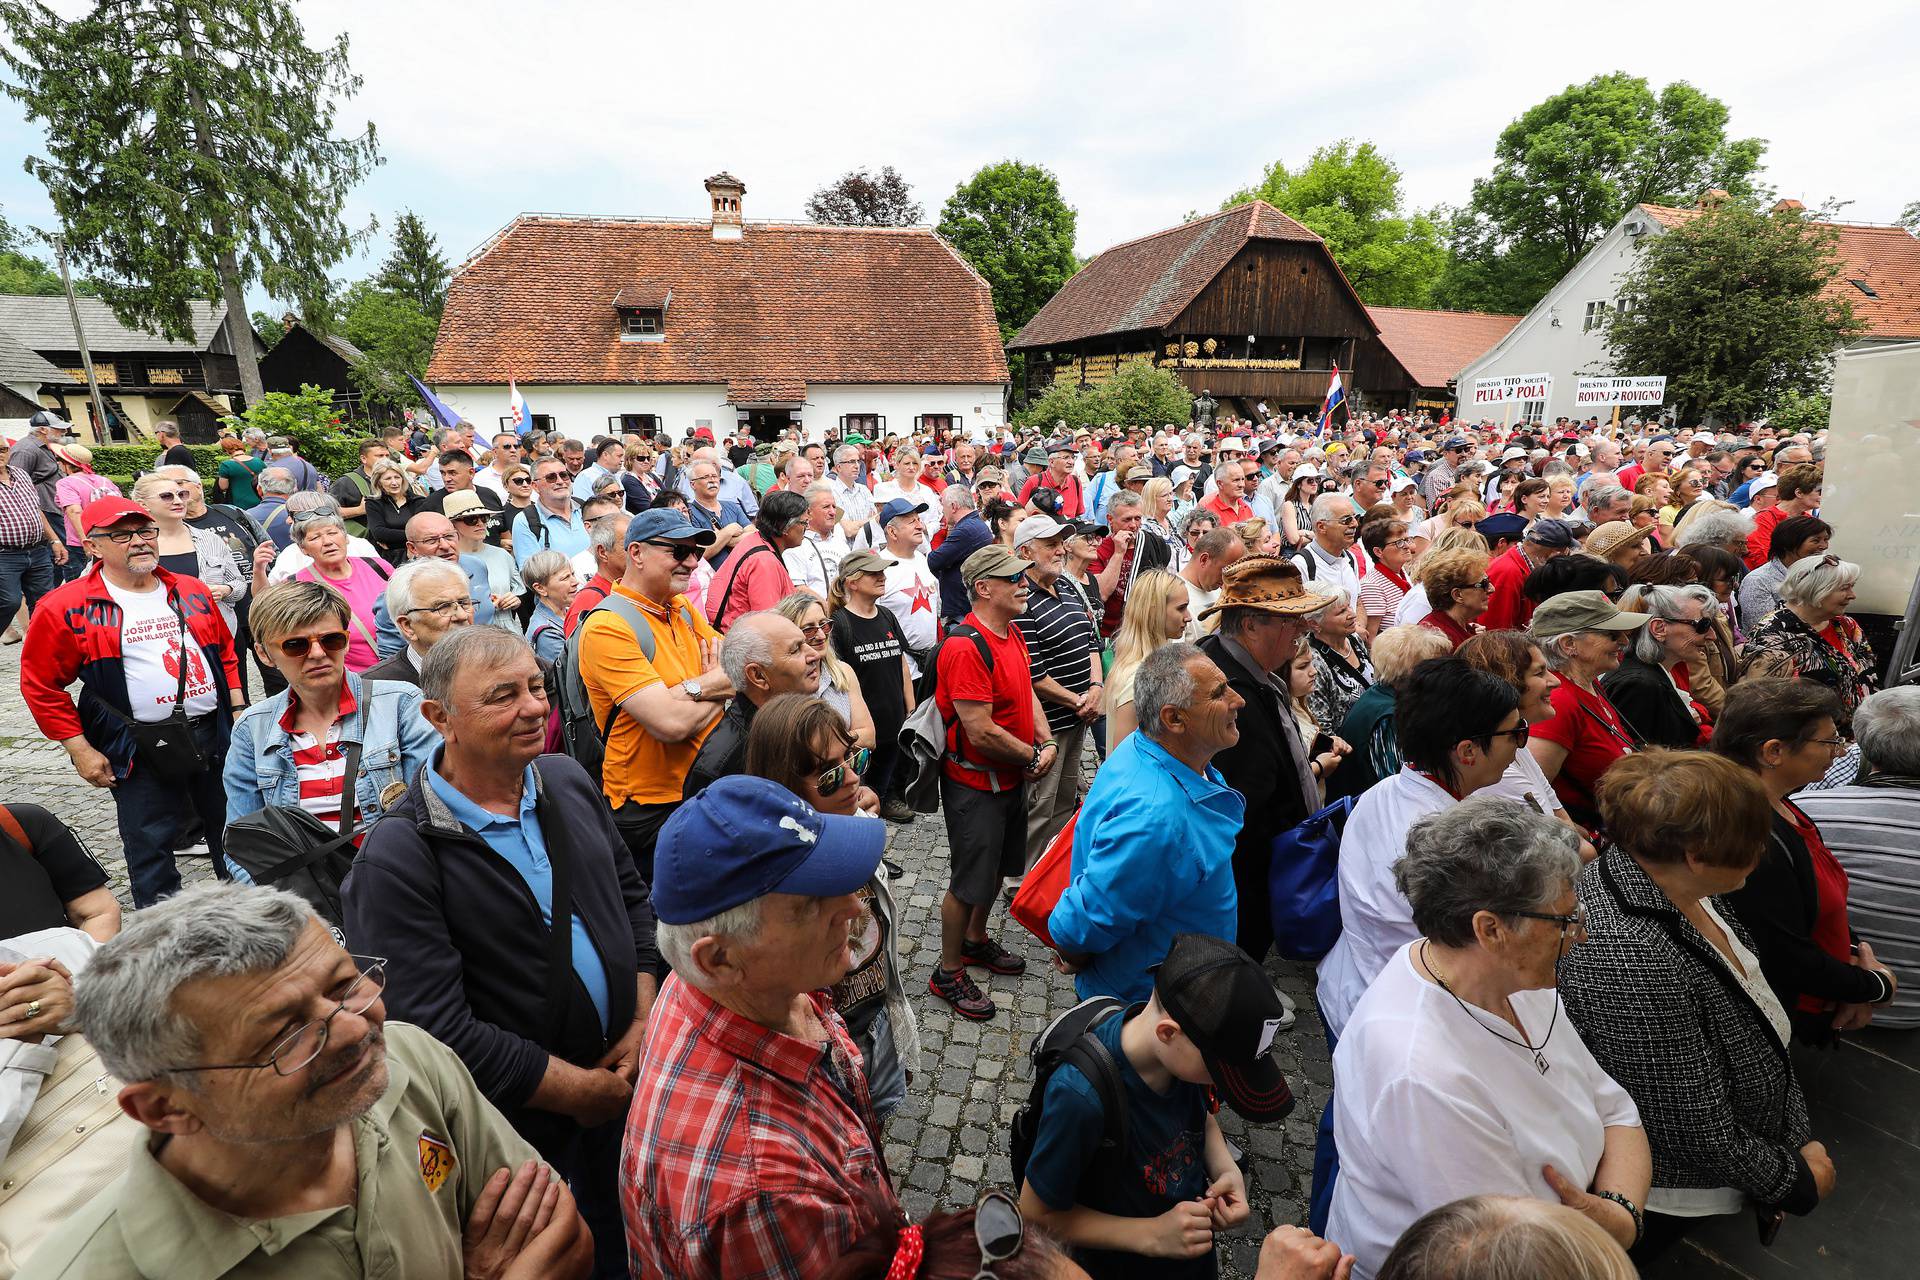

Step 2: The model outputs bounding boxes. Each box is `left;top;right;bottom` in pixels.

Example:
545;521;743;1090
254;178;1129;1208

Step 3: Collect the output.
968;1190;1025;1280
645;540;704;563
149;489;190;502
277;631;349;657
816;747;872;797
1479;719;1531;746
1664;617;1715;635
1473;578;1494;590
506;474;532;485
454;513;490;525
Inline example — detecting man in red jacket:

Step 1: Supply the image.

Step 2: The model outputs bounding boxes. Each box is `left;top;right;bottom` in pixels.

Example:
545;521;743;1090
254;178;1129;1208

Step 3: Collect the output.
21;497;242;906
1479;517;1576;632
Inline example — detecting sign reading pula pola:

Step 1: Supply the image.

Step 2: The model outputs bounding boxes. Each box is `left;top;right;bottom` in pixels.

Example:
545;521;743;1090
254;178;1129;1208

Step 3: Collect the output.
1471;372;1553;406
1574;376;1667;407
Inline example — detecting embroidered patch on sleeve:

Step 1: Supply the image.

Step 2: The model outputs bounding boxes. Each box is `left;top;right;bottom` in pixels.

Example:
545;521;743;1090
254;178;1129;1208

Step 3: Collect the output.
419;1131;456;1193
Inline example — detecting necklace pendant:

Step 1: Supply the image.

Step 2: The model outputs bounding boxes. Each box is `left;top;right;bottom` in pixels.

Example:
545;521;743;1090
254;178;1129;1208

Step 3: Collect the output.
1534;1050;1550;1075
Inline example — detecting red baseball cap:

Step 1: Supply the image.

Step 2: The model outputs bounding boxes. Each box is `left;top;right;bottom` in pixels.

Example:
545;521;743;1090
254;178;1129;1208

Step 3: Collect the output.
81;496;150;534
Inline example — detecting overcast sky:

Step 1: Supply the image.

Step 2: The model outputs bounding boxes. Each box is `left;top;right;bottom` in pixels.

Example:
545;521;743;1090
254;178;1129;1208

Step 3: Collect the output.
1;0;1914;303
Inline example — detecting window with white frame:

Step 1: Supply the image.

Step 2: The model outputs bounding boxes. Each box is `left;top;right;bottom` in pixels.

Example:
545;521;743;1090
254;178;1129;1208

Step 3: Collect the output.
1583;300;1609;333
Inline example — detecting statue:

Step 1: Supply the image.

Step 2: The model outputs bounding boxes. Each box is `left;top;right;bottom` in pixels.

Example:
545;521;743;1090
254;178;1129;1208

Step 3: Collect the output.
1191;388;1217;428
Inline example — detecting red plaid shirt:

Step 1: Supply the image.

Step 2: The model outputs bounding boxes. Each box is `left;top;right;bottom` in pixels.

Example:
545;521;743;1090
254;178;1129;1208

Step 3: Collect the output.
621;976;897;1279
0;465;45;547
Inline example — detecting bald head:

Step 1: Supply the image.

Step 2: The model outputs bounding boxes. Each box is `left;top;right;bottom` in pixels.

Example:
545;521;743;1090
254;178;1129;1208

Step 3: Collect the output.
405;512;460;562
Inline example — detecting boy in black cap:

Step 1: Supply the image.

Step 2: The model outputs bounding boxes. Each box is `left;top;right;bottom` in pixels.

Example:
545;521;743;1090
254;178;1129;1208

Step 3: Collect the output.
1019;934;1294;1278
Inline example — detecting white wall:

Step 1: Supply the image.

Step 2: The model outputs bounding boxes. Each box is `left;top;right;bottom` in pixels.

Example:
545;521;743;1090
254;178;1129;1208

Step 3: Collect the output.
433;381;1006;444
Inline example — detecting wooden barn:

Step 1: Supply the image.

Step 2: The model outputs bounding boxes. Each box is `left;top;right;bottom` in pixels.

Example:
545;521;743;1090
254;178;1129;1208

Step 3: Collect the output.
259;319;384;422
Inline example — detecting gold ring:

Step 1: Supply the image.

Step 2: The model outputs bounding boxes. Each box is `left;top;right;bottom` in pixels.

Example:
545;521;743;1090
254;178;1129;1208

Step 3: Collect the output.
24;1000;40;1020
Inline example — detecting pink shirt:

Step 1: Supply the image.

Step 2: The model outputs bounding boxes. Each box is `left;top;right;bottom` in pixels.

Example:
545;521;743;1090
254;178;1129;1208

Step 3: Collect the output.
54;473;121;544
296;557;388;672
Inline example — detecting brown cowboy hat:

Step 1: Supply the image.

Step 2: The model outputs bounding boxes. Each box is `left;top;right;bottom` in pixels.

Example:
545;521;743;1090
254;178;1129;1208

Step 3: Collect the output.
1198;554;1335;620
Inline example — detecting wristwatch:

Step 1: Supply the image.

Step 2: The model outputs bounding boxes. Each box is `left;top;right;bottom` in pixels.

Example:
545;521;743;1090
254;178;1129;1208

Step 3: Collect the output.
680;678;703;701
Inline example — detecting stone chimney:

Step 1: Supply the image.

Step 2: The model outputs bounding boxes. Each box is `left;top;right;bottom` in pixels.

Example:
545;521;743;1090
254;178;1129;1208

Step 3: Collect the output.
1697;189;1730;210
1772;198;1806;215
704;172;745;242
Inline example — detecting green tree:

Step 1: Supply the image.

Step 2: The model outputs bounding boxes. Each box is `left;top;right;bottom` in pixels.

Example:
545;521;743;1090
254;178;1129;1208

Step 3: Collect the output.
1602;201;1858;422
805;166;923;227
374;210;449;319
938;160;1078;344
250;308;285;350
1014;360;1190;430
0;204;95;295
0;0;383;408
218;382;358;475
1766;388;1831;435
1222;140;1447;307
1453;74;1766;312
334;281;436;415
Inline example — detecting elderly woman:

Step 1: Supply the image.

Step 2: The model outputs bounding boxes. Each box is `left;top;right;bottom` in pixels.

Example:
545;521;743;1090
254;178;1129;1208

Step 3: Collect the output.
1308;587;1375;732
522;549;577;664
1672;503;1752;562
1738;514;1831;636
1103;568;1189;746
1600;585;1719;749
1713;680;1898;1043
222;580;439;870
447;495;523;624
288;512;390;673
1560;750;1834;1261
1356;518;1414;640
1527;591;1649;829
776;591;875;750
1742;554;1876;732
363;457;428;566
133;471;247;638
1328;625;1453;803
1377;1197;1636;1280
1415;548;1490;650
1543;474;1577;520
1585;520;1655;572
1325;798;1651;1278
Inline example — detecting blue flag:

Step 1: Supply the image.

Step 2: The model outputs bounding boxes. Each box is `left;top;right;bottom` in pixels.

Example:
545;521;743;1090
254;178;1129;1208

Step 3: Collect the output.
408;374;463;430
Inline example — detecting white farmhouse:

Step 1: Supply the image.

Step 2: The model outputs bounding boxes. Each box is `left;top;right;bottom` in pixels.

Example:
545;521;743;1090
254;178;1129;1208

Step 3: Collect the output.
1457;195;1920;424
426;172;1010;444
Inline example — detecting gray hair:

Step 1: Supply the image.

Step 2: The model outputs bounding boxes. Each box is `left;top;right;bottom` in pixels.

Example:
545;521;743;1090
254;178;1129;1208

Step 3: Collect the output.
1309;493;1354;526
1132;640;1203;740
74;883;318;1085
257;467;296;497
1777;553;1858;609
1631;584;1715;663
589;512;627;554
1176;506;1219;540
1394;798;1582;948
522;549;573;590
420;624;532;705
942;484;976;514
384;557;468;621
265;435;292;454
1581;482;1628;514
1108;491;1144;515
293;511;346;544
285;491;338;522
657;898;767;985
1853;687;1920;776
720;611;779;689
1673;506;1751;551
833;444;861;465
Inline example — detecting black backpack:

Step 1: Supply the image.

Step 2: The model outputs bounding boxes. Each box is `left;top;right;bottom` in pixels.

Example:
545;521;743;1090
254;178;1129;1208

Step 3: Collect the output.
1008;996;1130;1191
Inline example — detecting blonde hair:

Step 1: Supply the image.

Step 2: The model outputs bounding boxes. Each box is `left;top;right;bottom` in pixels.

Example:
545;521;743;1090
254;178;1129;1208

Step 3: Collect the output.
1421;548;1491;610
1233;517;1270;551
1141;475;1173;515
774;592;851;693
249;580;351;646
1108;570;1188;694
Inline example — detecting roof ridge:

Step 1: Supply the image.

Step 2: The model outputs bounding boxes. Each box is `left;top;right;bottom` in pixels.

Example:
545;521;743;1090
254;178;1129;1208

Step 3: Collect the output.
1366;304;1522;321
1083;203;1251;259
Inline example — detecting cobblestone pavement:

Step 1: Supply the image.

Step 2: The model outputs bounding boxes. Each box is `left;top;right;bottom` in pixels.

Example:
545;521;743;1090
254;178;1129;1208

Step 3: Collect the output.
0;638;1326;1277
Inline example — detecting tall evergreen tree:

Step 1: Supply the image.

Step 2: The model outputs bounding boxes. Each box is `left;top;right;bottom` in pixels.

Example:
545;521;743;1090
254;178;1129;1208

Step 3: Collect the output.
375;210;450;319
0;0;382;407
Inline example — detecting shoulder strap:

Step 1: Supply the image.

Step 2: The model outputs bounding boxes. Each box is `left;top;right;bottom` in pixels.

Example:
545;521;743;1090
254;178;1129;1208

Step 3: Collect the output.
948;621;994;672
337;739;363;838
0;805;30;855
592;591;658;662
531;763;575;1047
264;505;288;530
1061;1027;1130;1156
709;543;771;624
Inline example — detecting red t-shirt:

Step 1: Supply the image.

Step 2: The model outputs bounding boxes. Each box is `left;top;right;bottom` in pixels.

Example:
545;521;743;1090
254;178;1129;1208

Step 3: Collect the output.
1745;505;1784;570
565;574;611;636
1782;800;1854;1015
935;614;1035;791
1017;472;1084;518
1531;679;1636;818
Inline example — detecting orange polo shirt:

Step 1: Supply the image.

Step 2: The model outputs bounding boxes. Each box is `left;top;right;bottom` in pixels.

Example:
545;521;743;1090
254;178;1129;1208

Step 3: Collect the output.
578;582;720;807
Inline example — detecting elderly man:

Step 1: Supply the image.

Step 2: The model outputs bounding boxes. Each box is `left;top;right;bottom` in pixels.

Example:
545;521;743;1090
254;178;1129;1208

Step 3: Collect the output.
0;431;67;641
1198;556;1332;965
369;512;496;657
265;435;323;491
565;512;628;635
1480;516;1575;631
1049;641;1246;1002
1422;437;1467;504
24;882;590;1279
512;454;593;569
1180;525;1248;639
347;628;656;1278
365;558;474;686
927;483;991;624
1016;439;1085;517
704;489;807;630
873;496;940;671
828;443;876;532
622;775;894;1279
1291;493;1366;603
1091;490;1171;639
1086;442;1138;526
1012;514;1102;867
781;480;846;597
683;610;821;797
1201;458;1255;524
253;466;300;547
1576;480;1631;534
682;454;751;566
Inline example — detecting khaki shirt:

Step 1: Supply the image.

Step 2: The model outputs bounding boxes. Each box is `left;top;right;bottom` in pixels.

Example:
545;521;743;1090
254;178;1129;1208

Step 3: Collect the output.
19;1022;536;1279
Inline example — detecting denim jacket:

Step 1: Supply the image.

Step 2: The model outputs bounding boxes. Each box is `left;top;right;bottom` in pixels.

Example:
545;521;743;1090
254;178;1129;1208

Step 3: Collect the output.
223;671;439;833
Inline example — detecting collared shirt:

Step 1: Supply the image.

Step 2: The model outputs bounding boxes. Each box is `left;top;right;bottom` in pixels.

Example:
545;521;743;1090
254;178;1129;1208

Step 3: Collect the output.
0;465;44;548
425;758;611;1031
782;526;846;597
275;678;360;835
578;582;721;806
830;475;875;525
572;461;614;502
21;1022;537;1280
621;977;897;1280
1014;574;1100;737
510;500;590;568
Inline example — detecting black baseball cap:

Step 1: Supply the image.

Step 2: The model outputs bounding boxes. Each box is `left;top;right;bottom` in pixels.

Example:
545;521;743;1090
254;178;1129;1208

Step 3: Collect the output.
1152;934;1296;1122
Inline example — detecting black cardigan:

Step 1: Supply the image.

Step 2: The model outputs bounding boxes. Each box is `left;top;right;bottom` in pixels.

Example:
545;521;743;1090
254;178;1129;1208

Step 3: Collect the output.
365;491;431;563
1600;652;1699;749
343;752;658;1154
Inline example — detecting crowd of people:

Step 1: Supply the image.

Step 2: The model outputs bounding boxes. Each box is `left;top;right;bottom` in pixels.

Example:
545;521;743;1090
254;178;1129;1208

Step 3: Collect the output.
0;404;1908;1280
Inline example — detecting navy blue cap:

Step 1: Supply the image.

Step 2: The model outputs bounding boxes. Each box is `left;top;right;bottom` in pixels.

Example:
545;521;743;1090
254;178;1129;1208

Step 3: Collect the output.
1442;437;1470;451
1476;512;1528;541
653;777;886;925
877;497;929;526
624;508;717;548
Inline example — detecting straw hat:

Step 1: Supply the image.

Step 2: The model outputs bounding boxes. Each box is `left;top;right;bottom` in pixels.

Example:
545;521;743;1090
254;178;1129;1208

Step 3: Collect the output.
1584;520;1656;563
51;442;94;472
1197;555;1336;620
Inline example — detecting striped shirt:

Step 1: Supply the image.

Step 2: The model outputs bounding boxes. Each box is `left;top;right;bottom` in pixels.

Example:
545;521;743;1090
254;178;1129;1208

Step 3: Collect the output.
1792;779;1920;1030
276;682;360;838
1014;575;1100;736
0;465;44;548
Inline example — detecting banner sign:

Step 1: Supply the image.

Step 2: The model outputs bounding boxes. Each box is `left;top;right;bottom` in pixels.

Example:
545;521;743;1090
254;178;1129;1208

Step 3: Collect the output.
1471;373;1554;406
1575;376;1666;407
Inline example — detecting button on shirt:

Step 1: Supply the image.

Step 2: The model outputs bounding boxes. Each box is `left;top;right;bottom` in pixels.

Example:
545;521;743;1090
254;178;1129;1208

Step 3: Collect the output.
425;760;611;1032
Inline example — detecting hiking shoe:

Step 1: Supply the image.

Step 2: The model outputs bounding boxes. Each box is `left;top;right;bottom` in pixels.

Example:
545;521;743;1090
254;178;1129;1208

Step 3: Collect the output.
930;965;996;1020
961;936;1028;976
879;796;915;824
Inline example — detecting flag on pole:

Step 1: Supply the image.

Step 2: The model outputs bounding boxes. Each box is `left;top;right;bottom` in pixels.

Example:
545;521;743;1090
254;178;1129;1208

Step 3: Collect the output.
507;380;532;436
1318;365;1346;435
407;374;464;430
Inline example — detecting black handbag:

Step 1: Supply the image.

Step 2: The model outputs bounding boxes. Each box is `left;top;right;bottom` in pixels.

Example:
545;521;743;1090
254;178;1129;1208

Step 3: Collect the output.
223;740;364;933
105;596;208;785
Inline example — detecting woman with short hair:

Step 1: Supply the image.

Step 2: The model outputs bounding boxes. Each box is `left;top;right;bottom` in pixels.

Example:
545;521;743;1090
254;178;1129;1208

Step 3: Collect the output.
1527;592;1650;829
1415;548;1491;650
1326;798;1651;1277
288;513;390;673
1356;518;1414;640
1561;749;1834;1261
213;434;265;509
1378;1197;1635;1280
1737;514;1831;633
1742;554;1877;734
522;549;577;664
1601;585;1719;748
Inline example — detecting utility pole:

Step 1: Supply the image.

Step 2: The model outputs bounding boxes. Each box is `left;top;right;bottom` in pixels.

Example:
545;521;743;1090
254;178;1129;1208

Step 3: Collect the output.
52;233;111;442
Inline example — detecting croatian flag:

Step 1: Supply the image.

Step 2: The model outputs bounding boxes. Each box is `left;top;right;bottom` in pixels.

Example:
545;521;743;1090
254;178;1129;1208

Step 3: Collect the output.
507;380;532;436
1318;366;1346;435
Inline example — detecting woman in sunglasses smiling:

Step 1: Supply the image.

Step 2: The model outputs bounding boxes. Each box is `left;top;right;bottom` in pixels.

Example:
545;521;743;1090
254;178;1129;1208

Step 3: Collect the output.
1601;586;1722;749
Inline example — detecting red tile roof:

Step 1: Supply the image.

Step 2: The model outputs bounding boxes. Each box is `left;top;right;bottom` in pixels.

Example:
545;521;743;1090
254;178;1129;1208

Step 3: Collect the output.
1009;201;1349;350
426;216;1008;387
1365;306;1521;388
1640;204;1920;340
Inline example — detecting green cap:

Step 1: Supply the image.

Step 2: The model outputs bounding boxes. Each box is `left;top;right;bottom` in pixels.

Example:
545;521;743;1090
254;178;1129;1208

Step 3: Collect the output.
837;548;896;577
960;543;1033;588
1530;589;1650;639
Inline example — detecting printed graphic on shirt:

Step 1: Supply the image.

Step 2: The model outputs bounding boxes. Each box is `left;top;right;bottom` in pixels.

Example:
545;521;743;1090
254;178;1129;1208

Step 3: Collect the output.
1140;1127;1201;1197
418;1131;455;1192
904;580;935;614
121;612;214;711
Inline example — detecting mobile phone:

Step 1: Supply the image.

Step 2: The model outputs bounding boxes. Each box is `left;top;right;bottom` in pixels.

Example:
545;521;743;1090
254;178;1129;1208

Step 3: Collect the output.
1756;1205;1784;1246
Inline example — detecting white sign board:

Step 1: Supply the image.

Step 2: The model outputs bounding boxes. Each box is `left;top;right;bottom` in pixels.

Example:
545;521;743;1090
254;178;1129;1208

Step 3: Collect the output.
1470;373;1555;406
1575;376;1667;408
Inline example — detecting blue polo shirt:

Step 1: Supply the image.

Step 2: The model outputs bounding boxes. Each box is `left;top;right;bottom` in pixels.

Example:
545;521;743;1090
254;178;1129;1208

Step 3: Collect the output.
424;759;611;1031
510;502;591;568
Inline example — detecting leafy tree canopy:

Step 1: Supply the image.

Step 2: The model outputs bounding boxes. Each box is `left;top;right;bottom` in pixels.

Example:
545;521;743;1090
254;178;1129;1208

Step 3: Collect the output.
1602;200;1858;423
333;280;436;415
1223;140;1447;307
374;210;449;318
1015;359;1191;430
938;160;1078;345
805;166;923;227
0;203;96;296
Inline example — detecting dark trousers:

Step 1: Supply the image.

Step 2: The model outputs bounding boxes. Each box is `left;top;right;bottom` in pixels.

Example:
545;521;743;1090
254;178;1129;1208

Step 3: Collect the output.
613;799;676;982
1309;1022;1339;1235
56;547;89;583
114;716;231;908
549;1116;628;1280
0;543;56;626
1232;838;1276;965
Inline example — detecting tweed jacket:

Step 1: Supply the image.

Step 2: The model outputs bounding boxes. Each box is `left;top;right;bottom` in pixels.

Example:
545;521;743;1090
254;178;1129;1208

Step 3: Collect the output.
1559;849;1818;1214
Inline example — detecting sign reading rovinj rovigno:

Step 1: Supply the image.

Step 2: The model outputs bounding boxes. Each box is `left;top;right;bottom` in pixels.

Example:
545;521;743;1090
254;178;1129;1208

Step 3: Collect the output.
1471;373;1554;406
1574;376;1667;407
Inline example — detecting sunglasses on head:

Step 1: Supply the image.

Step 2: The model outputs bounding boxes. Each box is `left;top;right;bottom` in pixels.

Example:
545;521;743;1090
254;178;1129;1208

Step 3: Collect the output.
277;631;349;658
816;746;872;797
967;1190;1025;1280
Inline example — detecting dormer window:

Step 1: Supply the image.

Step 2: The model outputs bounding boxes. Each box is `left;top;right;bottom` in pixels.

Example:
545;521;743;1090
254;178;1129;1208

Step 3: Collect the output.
622;309;663;336
613;282;671;343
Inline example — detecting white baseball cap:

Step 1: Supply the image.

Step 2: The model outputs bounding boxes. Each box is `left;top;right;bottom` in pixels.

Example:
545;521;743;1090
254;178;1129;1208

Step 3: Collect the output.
1013;514;1071;548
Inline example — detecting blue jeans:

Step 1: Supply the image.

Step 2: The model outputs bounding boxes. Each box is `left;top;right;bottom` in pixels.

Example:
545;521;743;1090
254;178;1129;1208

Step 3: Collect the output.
0;542;56;626
112;715;231;908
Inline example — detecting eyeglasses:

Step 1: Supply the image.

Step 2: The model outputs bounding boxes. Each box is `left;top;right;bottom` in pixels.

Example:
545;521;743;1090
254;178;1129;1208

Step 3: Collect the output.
968;1189;1025;1280
168;957;386;1076
410;532;458;547
405;598;476;620
798;620;830;640
277;631;350;658
644;540;704;563
1807;735;1848;750
817;746;873;797
95;525;161;544
1385;538;1415;550
1513;906;1587;937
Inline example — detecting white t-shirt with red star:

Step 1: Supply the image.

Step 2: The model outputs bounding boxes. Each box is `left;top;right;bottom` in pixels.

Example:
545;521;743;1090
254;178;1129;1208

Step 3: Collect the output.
879;550;939;658
105;578;219;722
